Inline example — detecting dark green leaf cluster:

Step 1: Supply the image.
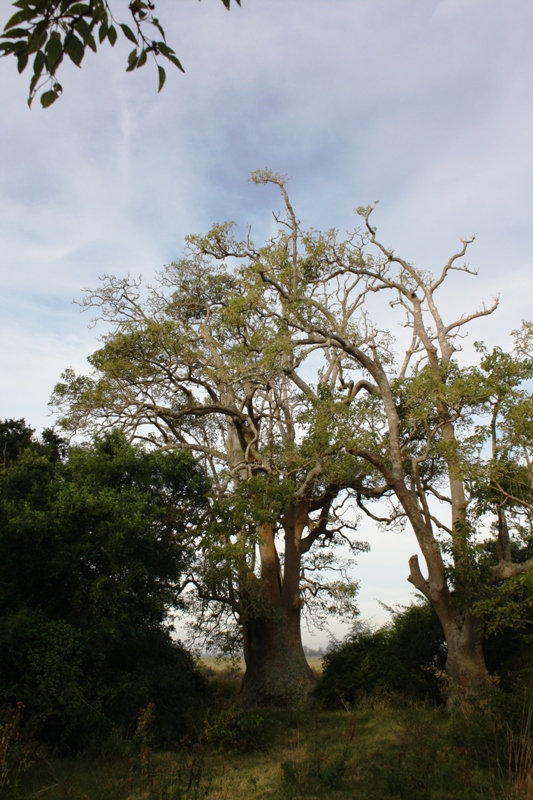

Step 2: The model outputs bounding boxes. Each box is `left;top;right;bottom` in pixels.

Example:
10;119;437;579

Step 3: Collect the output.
473;561;533;637
319;598;533;706
1;0;241;106
317;601;448;706
0;420;210;752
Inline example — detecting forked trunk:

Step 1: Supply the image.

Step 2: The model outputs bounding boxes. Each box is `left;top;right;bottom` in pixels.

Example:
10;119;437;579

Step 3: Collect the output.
240;603;316;707
238;515;316;706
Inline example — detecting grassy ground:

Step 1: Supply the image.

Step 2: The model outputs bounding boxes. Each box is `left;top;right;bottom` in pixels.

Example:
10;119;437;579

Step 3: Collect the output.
12;694;533;800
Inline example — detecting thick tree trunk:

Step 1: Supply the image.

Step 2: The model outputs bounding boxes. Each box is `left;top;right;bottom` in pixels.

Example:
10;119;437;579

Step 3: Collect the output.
408;556;489;701
239;519;316;707
240;604;315;706
432;596;488;705
444;612;487;687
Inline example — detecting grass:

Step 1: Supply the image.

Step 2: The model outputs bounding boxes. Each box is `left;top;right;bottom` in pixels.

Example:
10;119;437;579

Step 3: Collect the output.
199;655;323;674
200;656;245;672
12;694;533;800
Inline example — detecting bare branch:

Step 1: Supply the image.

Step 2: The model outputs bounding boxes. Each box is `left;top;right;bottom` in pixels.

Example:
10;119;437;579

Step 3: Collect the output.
430;236;476;293
407;555;430;598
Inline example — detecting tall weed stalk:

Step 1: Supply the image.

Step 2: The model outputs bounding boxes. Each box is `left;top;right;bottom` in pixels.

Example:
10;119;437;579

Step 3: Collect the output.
0;704;35;797
500;699;533;799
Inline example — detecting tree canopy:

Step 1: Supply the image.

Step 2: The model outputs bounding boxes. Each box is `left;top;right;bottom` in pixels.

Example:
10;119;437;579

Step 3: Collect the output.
51;235;368;705
52;170;533;701
0;0;242;107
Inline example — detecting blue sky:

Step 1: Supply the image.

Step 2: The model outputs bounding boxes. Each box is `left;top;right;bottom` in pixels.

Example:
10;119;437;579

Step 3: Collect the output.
1;0;532;638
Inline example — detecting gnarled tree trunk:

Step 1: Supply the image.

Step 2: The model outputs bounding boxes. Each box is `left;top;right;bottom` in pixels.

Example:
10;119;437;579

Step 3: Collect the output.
432;594;488;702
239;519;316;706
240;606;315;706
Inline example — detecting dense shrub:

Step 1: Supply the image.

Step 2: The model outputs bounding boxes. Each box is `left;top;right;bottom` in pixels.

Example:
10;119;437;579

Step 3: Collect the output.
318;598;533;709
0;597;211;756
485;627;533;693
317;601;447;707
0;421;211;753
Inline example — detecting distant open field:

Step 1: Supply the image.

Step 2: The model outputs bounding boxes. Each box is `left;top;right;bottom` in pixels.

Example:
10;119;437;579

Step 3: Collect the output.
200;654;324;674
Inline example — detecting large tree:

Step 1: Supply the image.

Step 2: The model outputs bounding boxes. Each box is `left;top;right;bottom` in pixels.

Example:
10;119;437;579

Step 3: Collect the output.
52;252;367;706
53;170;533;700
0;0;241;107
178;170;533;699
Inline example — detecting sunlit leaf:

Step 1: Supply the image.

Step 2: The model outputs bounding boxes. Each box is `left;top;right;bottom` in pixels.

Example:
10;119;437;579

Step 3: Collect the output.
26;27;47;55
126;47;138;72
16;50;28;72
167;53;184;73
107;25;117;46
4;9;29;31
45;30;63;73
137;48;147;68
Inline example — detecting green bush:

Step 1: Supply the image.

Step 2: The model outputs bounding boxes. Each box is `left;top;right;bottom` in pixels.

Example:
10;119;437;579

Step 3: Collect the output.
203;707;272;753
484;627;533;692
318;598;533;710
0;421;211;754
0;609;211;754
317;601;446;707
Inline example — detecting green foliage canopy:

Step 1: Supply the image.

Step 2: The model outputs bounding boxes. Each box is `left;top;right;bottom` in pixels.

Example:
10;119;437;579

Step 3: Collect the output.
50;254;368;663
50;170;533;692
